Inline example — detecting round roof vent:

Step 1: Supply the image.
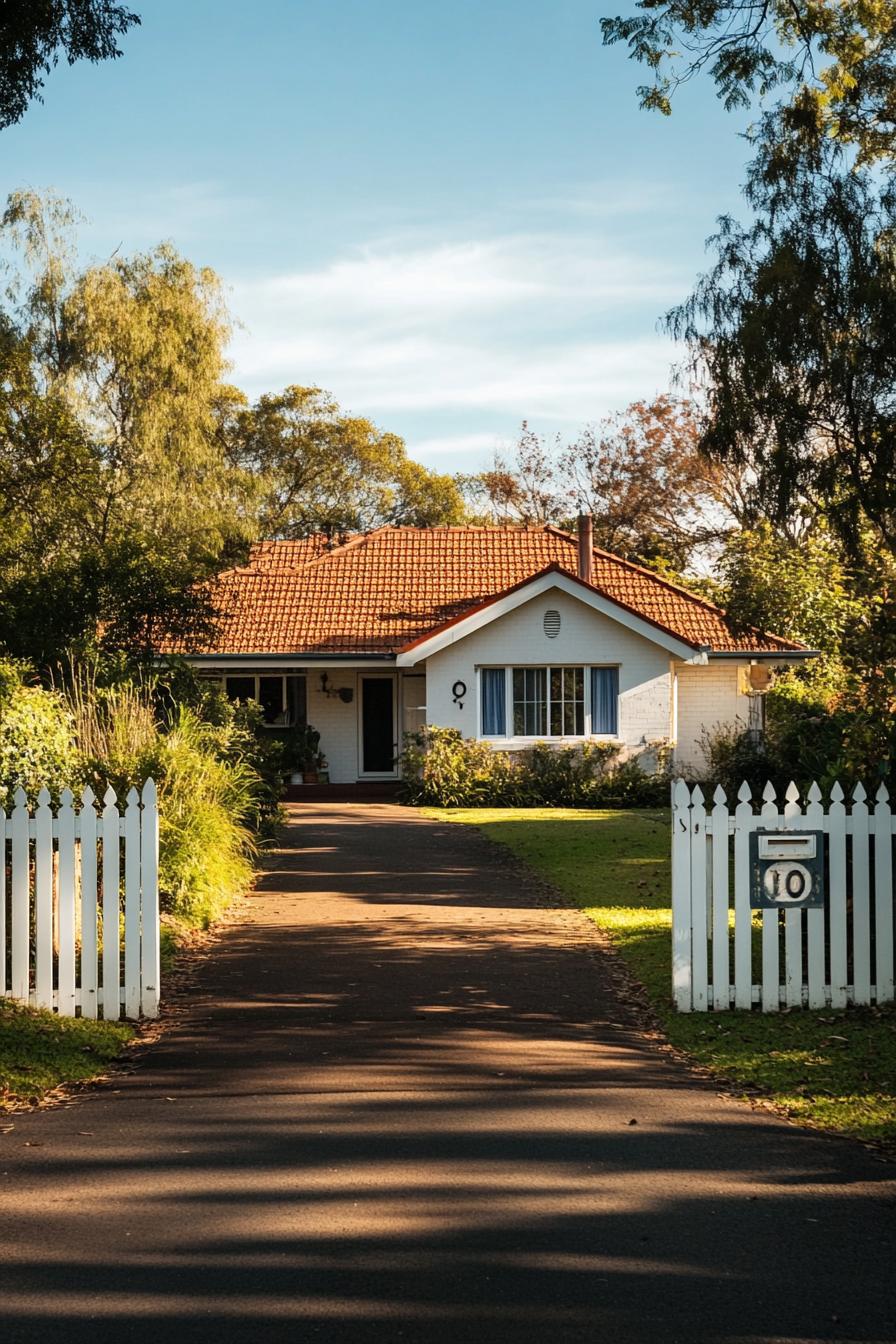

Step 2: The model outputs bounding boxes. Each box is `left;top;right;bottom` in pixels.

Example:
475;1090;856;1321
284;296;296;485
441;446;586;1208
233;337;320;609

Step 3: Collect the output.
543;609;561;639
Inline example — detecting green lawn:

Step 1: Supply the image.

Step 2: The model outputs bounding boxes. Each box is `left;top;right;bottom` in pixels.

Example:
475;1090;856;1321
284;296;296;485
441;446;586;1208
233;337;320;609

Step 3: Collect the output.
424;806;896;1146
0;1000;134;1108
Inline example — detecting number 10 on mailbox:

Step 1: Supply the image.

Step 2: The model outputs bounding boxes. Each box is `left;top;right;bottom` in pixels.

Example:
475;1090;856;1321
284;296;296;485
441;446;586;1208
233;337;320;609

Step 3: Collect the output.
749;830;826;910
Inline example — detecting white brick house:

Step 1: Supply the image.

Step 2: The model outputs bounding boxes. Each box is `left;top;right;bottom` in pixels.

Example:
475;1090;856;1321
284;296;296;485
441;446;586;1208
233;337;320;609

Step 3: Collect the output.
164;522;813;786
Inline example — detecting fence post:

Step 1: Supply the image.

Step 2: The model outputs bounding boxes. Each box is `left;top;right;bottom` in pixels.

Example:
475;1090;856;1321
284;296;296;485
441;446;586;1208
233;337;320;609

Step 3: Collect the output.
671;779;693;1011
102;786;121;1020
79;786;99;1019
10;788;29;1004
124;788;142;1020
852;783;871;1005
874;784;894;1005
34;788;53;1010
711;785;730;1010
140;779;160;1020
805;782;826;1008
57;788;77;1018
783;782;803;1009
690;786;708;1011
760;783;780;1011
733;782;753;1008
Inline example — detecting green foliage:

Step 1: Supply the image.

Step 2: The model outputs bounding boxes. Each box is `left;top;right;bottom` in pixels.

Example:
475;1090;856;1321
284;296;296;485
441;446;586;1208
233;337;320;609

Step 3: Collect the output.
141;708;258;928
398;725;666;808
601;0;896;165
222;383;465;537
720;523;858;661
0;658;79;807
61;665;283;927
670;138;896;564
0;2;139;130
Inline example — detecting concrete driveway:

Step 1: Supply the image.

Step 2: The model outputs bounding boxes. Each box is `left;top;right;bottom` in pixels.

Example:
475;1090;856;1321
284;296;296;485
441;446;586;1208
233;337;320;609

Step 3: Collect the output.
1;803;894;1343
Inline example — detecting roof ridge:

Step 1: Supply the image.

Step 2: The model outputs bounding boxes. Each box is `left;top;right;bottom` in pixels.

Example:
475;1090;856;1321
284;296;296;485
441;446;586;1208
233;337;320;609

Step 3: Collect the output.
542;523;797;644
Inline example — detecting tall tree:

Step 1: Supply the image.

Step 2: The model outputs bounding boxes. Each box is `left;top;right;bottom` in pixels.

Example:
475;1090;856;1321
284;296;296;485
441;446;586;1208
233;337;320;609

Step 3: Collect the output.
0;1;139;128
668;138;896;559
460;398;733;569
222;384;464;537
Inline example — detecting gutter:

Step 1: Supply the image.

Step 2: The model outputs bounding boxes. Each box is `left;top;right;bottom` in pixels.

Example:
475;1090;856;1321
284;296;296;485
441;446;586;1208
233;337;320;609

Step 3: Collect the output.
708;649;821;661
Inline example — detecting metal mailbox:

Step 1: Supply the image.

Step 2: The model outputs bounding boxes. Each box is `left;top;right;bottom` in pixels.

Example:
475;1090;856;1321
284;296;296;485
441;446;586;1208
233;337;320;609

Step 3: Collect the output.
749;828;825;909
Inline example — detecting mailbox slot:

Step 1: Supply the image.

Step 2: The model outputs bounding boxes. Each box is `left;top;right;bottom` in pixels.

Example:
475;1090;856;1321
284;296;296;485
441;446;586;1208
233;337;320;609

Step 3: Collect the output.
757;833;817;861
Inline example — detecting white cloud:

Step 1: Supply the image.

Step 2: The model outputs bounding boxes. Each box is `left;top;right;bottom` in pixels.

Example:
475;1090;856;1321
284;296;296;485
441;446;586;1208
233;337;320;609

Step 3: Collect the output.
227;224;685;462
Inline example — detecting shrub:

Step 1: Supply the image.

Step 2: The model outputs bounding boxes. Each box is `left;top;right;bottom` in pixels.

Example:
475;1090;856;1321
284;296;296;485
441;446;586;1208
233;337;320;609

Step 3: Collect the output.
0;659;80;807
141;708;258;928
399;726;664;808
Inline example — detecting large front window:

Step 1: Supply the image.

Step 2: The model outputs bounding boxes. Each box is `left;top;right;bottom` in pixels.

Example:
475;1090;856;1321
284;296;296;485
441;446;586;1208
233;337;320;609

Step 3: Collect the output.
224;673;307;727
481;665;619;739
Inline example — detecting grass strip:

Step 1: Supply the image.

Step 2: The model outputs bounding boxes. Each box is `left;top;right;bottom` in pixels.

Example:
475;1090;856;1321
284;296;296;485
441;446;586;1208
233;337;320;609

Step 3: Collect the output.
0;999;133;1108
424;806;896;1145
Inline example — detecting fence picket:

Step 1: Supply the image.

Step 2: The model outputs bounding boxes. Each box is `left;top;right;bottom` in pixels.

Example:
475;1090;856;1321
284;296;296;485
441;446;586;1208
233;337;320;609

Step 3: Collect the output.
671;779;692;1011
79;787;99;1019
783;783;803;1009
56;789;77;1017
34;788;54;1009
711;786;730;1009
101;786;121;1021
140;778;160;1019
828;783;848;1008
761;783;780;1011
10;789;29;1003
874;785;894;1005
124;788;142;1020
805;782;826;1008
852;784;871;1006
690;787;708;1011
733;783;753;1009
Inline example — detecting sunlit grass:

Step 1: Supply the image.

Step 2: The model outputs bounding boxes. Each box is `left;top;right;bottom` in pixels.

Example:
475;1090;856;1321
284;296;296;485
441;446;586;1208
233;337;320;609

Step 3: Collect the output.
0;1000;133;1108
424;807;896;1145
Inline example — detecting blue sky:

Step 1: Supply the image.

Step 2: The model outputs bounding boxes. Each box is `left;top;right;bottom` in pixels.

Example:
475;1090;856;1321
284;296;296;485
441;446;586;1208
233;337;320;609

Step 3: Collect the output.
2;0;753;472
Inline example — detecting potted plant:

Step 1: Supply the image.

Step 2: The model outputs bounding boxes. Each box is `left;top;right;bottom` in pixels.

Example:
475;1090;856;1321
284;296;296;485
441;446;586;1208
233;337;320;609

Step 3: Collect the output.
282;726;325;784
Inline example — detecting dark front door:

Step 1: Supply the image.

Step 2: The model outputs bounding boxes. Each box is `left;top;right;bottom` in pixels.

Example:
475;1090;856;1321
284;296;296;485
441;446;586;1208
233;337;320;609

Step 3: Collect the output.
361;677;395;774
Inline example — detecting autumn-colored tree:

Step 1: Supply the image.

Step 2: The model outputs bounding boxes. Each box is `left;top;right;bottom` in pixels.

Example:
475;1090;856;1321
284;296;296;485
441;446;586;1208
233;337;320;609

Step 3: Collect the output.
460;397;733;569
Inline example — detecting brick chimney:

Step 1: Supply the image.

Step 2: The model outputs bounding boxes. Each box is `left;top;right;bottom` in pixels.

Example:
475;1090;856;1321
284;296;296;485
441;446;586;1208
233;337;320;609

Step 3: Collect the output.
577;513;594;585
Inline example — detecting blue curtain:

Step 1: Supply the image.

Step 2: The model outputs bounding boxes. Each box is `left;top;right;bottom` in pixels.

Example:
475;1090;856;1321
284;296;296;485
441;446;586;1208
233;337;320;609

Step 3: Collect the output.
481;668;506;736
591;666;619;735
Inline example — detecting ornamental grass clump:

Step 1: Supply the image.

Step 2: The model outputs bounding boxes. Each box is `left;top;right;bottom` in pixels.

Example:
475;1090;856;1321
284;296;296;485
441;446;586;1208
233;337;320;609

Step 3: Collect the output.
142;708;258;928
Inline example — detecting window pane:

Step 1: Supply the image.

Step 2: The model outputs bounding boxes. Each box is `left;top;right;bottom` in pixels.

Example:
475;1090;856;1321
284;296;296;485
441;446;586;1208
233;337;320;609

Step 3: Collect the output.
225;676;255;704
591;666;619;735
513;667;546;735
481;668;506;736
258;676;285;724
563;699;575;735
286;675;307;727
550;701;562;735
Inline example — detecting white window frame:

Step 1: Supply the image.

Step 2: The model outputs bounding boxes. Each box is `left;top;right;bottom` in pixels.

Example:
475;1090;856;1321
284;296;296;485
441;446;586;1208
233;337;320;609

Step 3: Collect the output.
478;664;621;743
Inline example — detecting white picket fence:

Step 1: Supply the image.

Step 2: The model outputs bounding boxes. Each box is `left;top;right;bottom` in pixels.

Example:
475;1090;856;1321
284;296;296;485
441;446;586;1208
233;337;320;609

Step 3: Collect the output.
1;780;159;1020
671;778;896;1012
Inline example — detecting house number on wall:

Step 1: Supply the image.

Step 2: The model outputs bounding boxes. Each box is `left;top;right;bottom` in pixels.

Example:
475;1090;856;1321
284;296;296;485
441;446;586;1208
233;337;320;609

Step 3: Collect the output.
452;680;467;708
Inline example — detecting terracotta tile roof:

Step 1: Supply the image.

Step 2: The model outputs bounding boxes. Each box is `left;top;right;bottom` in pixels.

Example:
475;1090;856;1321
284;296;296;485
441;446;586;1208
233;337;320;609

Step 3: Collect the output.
164;526;805;657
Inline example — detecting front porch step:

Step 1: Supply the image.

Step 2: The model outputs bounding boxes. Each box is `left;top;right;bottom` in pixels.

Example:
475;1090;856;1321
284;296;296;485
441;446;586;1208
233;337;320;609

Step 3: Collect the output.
285;782;401;803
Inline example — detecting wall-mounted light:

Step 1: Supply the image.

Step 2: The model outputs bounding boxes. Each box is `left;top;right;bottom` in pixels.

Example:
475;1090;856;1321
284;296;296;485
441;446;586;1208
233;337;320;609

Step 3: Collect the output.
320;671;354;703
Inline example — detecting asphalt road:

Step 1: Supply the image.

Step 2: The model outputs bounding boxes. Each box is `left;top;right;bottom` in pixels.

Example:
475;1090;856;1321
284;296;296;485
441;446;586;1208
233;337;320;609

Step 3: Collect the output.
1;803;894;1343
